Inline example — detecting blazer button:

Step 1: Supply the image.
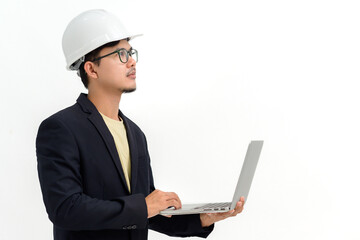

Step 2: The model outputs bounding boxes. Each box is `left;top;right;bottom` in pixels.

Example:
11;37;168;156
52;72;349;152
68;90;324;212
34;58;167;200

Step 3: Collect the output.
132;225;137;229
122;226;128;230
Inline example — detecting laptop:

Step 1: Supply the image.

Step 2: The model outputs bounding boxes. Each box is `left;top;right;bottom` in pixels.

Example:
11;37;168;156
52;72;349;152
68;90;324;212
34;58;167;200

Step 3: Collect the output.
160;140;264;216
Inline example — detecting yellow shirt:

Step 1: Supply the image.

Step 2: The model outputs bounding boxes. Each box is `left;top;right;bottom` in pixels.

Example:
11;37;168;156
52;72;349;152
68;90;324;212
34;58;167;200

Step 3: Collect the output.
100;112;131;192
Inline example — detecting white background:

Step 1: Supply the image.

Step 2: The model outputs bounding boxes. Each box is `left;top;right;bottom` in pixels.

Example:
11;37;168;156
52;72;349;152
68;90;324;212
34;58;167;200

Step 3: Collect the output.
1;0;360;239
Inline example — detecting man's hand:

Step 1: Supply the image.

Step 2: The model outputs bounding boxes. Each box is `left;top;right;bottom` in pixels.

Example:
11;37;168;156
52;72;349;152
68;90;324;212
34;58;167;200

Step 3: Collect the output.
200;197;245;227
145;189;182;218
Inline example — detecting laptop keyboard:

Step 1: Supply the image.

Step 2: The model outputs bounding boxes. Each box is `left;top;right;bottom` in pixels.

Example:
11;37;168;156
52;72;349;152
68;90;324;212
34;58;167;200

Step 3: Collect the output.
194;202;231;211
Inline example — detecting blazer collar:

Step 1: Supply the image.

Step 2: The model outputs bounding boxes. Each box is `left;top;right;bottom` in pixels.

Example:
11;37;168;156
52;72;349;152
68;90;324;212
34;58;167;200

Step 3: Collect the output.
76;93;139;194
76;93;97;114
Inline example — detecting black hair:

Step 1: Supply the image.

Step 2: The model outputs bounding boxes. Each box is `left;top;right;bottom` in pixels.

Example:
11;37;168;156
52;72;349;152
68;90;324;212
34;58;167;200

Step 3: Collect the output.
78;40;122;89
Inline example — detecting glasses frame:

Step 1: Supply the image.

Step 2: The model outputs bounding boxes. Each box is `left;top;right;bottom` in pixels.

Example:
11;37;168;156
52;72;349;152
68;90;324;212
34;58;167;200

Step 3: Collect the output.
91;48;138;64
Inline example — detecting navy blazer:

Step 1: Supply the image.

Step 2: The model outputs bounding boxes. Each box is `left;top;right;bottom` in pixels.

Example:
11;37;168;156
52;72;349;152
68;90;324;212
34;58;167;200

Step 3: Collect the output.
36;93;213;240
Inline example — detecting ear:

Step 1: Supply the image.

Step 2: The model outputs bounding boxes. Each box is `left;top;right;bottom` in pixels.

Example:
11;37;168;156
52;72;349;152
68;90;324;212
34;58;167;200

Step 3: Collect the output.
84;61;98;79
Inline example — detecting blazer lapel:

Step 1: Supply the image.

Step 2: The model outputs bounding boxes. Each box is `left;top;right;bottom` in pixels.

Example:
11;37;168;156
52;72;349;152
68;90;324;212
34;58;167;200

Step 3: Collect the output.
77;93;130;194
120;111;139;193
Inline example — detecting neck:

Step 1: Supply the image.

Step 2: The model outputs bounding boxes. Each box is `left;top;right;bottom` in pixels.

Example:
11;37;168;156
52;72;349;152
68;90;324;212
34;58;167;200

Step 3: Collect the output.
87;90;122;121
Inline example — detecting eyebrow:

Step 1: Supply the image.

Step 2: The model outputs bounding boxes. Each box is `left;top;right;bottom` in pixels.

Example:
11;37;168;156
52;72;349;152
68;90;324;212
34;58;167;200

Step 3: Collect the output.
116;46;132;51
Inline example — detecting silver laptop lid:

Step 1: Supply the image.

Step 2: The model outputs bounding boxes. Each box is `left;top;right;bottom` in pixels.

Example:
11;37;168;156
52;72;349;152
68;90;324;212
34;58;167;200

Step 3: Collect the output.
230;140;263;210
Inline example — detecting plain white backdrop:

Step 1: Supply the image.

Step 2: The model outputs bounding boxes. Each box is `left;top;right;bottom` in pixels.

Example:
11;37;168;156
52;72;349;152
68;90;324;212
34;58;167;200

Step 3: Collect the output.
1;0;360;239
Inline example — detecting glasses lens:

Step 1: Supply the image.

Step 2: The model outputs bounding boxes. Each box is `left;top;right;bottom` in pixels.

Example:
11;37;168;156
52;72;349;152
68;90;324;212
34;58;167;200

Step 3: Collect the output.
118;49;128;63
118;49;138;63
129;49;138;62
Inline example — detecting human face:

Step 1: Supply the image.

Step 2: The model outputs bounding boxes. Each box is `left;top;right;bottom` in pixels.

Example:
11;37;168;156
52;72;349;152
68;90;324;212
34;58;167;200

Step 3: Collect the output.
94;40;137;93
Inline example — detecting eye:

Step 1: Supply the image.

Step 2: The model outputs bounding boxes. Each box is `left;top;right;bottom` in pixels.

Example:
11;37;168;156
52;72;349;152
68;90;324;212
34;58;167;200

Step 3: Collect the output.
119;51;127;57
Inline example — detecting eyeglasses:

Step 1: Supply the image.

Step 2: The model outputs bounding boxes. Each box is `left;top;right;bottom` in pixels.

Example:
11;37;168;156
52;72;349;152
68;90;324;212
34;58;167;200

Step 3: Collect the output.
91;48;138;64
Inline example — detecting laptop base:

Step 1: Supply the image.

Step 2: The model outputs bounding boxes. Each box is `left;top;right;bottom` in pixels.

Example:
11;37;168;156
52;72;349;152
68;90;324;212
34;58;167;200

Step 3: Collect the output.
160;202;231;215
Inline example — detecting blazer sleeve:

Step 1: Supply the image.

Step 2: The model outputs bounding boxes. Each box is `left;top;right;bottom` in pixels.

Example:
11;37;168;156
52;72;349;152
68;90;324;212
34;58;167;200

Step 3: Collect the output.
144;139;214;238
36;117;148;231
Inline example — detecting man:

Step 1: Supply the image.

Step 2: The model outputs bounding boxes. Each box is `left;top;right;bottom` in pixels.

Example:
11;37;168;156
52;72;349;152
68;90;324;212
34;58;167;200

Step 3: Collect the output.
36;9;245;240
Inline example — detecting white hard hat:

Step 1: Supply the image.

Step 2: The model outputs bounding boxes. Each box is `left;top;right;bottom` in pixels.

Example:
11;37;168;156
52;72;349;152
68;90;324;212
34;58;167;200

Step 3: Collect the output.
62;9;142;70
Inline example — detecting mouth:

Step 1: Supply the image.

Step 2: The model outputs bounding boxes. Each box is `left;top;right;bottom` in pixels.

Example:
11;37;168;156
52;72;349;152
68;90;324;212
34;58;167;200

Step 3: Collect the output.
127;69;136;79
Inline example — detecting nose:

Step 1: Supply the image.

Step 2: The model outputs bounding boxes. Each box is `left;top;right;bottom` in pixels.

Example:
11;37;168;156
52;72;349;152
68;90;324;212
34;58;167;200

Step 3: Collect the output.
127;55;136;68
